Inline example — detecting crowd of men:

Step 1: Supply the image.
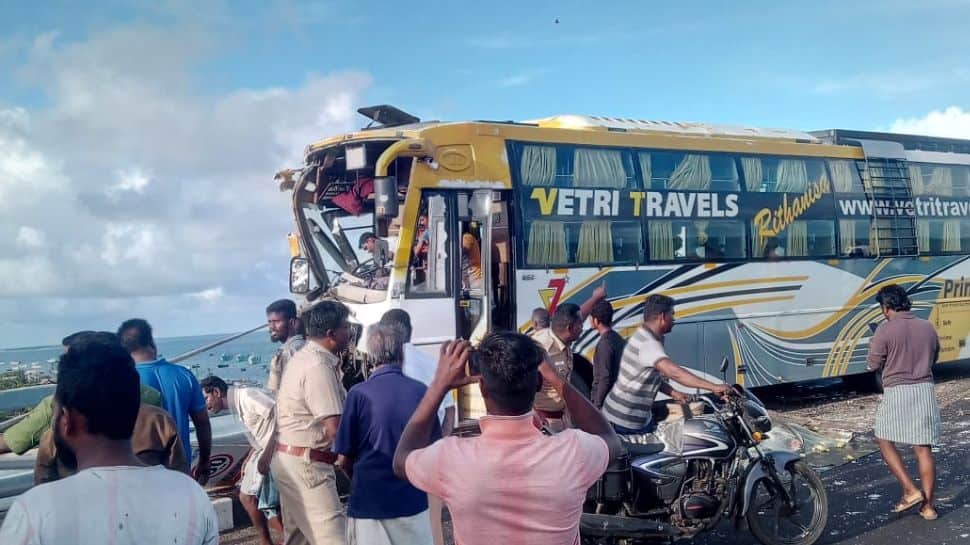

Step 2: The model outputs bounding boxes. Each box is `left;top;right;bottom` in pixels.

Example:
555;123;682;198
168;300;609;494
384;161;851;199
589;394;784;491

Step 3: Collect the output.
0;283;943;544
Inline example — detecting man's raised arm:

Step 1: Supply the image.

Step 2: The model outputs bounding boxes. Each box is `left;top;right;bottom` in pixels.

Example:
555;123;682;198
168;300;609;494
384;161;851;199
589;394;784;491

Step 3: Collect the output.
394;341;475;481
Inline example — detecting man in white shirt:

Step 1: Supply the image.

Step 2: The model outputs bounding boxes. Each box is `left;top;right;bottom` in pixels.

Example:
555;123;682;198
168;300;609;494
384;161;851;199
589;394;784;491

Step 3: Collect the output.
0;336;218;545
379;309;455;545
202;375;281;545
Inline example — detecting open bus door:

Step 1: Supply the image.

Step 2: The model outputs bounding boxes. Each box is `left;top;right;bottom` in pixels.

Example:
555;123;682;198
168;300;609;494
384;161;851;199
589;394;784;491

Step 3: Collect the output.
401;189;513;424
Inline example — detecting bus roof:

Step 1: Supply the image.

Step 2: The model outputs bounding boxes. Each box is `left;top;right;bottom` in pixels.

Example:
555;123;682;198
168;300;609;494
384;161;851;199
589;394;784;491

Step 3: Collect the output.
526;115;821;143
811;129;970;154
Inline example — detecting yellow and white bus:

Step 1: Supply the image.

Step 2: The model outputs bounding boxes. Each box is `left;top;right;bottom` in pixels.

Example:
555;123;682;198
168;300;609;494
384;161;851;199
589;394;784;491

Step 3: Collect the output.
278;106;970;417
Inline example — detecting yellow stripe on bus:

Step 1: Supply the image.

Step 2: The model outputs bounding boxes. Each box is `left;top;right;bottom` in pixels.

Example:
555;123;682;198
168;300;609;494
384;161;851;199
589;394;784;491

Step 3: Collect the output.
611;276;808;310
728;326;745;386
675;296;795;320
753;273;927;343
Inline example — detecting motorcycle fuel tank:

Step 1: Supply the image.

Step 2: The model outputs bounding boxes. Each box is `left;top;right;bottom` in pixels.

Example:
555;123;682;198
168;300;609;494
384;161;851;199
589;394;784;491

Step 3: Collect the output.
681;416;737;459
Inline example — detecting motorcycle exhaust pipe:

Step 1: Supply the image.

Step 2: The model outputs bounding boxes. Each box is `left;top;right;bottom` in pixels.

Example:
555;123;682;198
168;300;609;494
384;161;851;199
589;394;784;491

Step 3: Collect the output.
580;514;682;539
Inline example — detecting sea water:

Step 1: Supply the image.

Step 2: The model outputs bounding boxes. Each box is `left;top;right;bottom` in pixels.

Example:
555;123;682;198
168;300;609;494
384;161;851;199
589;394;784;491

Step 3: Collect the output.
0;330;278;389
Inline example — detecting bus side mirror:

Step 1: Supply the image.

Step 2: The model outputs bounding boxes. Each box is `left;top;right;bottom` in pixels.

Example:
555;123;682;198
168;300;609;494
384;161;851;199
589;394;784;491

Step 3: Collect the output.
290;257;310;294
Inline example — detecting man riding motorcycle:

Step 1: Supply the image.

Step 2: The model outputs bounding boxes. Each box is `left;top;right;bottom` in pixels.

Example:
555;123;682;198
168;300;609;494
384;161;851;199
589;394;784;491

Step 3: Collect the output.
602;294;730;446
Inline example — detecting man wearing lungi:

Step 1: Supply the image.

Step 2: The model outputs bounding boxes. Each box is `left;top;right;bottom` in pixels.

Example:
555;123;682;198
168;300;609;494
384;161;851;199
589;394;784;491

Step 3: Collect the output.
868;284;941;521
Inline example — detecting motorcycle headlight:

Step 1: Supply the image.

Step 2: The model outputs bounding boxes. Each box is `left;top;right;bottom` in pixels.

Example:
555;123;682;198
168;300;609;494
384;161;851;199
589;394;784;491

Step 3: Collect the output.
743;400;772;433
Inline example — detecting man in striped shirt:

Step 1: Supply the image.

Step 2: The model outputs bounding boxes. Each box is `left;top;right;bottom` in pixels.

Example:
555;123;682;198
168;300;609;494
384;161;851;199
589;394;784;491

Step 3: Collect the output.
603;294;729;445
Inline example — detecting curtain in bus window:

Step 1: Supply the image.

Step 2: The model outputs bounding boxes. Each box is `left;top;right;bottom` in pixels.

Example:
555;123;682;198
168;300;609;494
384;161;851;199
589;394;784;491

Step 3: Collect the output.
927;166;955;196
667;154;712;191
577;221;614;263
839;219;857;255
917;219;931;253
573;148;627;188
752;223;766;257
943;219;961;252
909;165;925;195
775;159;809;193
527;220;567;265
638;153;652;187
741;158;763;192
787;221;809;256
829;160;857;193
521;145;557;186
648;221;675;260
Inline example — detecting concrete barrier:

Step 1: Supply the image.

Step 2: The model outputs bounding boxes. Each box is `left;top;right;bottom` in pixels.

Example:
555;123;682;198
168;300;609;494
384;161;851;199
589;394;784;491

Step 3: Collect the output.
212;497;235;532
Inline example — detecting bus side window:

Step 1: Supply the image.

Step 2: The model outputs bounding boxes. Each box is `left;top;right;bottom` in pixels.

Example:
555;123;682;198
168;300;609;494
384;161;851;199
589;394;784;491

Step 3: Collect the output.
838;218;874;257
648;219;747;261
409;194;449;295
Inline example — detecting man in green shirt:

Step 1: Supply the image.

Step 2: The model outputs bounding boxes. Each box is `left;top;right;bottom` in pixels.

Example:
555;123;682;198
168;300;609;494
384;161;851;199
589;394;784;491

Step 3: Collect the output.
0;331;163;456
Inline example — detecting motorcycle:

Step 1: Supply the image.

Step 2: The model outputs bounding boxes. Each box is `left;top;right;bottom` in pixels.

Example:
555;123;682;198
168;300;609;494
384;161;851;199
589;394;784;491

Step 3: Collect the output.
582;358;828;545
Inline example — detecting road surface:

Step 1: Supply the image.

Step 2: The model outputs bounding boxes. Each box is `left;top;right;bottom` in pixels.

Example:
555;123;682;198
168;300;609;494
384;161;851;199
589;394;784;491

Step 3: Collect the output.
223;365;970;545
693;396;970;545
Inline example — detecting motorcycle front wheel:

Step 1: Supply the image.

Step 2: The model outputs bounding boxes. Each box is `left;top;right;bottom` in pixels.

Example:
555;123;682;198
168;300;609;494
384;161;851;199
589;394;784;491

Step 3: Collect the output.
746;461;828;545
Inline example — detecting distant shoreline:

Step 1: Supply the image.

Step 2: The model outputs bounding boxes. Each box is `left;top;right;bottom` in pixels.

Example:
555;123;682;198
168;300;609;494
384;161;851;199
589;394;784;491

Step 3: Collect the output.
1;331;246;352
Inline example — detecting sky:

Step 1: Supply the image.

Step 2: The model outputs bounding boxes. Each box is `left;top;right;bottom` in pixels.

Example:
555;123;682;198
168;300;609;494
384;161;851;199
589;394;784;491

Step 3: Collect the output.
1;0;969;348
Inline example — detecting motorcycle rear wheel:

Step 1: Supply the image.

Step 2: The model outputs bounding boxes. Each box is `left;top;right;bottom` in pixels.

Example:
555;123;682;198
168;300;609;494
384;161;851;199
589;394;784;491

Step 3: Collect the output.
746;461;828;545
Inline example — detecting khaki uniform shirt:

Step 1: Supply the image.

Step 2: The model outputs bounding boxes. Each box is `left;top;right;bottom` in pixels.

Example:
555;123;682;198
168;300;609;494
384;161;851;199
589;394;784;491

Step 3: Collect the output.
35;404;187;484
275;340;346;450
266;334;306;394
531;328;573;413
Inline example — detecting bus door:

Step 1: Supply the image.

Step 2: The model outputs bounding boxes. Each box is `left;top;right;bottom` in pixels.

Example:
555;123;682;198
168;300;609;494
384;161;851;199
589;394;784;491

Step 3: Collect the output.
454;190;493;342
401;192;458;352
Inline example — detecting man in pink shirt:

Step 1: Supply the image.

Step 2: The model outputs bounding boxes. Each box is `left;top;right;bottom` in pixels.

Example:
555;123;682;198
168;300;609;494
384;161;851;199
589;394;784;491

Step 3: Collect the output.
393;332;623;545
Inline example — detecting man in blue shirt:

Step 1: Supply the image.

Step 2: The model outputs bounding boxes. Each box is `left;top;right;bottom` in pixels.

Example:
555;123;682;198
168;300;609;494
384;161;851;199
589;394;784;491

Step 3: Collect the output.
334;323;440;545
118;318;213;486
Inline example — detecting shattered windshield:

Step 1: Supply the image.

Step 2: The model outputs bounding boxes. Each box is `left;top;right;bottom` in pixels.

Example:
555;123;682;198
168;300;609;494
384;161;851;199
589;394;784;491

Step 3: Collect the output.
301;205;399;291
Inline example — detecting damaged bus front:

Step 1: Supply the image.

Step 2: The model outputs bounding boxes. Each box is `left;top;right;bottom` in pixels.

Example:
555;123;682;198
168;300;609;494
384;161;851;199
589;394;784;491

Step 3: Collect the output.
276;107;439;358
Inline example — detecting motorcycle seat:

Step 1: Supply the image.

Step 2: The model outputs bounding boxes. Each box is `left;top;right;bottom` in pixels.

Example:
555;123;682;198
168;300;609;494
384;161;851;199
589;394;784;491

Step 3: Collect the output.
619;440;666;456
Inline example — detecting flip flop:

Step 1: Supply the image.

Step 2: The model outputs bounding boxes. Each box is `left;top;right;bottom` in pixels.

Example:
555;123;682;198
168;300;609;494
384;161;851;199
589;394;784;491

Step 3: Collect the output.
892;492;925;513
919;506;939;521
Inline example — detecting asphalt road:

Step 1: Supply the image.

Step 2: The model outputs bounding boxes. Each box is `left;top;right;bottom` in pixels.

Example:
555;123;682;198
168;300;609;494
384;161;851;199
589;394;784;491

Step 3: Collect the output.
694;397;970;545
221;367;970;545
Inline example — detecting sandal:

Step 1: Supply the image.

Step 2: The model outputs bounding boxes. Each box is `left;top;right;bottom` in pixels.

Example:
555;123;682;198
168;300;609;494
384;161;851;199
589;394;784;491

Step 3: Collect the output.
892;492;925;513
919;506;939;521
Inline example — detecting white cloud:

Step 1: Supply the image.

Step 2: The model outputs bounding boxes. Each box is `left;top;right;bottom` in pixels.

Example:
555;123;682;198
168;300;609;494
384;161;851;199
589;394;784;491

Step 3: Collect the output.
889;106;970;139
497;69;549;89
191;287;225;301
109;168;151;195
16;226;45;249
810;68;970;98
0;15;372;346
499;74;534;88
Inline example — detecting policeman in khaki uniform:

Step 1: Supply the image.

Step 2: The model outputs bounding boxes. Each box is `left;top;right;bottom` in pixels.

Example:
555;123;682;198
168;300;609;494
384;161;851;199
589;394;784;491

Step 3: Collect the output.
531;285;607;432
261;300;352;545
